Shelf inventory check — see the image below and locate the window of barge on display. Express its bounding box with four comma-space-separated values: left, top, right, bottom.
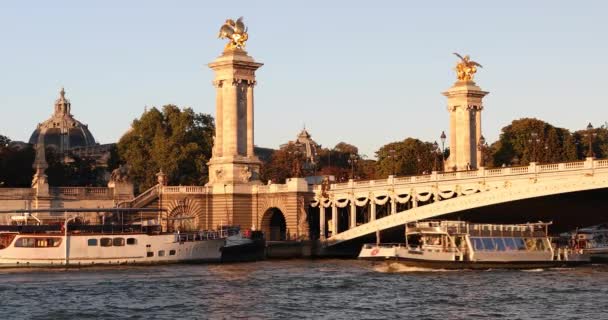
88, 239, 98, 246
113, 238, 125, 246
14, 237, 62, 248
100, 238, 113, 247
126, 238, 137, 245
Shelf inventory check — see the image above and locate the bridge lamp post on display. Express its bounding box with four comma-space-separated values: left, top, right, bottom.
348, 154, 358, 180
477, 135, 487, 167
432, 141, 440, 171
528, 132, 541, 163
585, 122, 597, 158
512, 155, 520, 166
440, 131, 447, 169
388, 149, 397, 176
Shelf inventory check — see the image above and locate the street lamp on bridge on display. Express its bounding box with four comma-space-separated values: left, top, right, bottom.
432, 141, 441, 171
348, 154, 358, 180
477, 135, 488, 167
528, 132, 541, 163
387, 149, 397, 176
584, 122, 597, 158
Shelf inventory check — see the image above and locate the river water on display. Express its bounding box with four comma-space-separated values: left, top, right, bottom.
0, 260, 606, 320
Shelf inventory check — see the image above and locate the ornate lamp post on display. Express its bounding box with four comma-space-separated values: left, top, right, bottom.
585, 122, 597, 158
512, 155, 520, 166
477, 135, 487, 167
528, 132, 541, 163
348, 154, 358, 180
432, 141, 440, 171
440, 131, 447, 166
387, 149, 397, 176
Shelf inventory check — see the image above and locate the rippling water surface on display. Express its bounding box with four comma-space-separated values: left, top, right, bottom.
0, 260, 607, 319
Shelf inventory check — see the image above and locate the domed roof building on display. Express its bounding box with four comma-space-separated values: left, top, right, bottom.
27, 88, 114, 169
29, 88, 97, 153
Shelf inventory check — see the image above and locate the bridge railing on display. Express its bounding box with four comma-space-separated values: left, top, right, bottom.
327, 158, 600, 191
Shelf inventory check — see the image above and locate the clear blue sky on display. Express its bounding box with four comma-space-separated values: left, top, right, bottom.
1, 1, 607, 158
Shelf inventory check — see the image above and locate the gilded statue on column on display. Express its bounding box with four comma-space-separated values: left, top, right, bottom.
453, 53, 483, 81
218, 17, 249, 50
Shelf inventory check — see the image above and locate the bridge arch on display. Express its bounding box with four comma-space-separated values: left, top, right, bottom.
261, 207, 287, 241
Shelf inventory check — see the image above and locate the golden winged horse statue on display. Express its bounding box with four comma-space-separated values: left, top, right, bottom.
218, 17, 249, 50
453, 53, 483, 81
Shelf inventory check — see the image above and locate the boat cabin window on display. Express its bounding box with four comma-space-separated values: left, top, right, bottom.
471, 237, 545, 251
158, 250, 165, 257
14, 237, 62, 248
406, 234, 422, 247
100, 238, 113, 247
169, 250, 176, 256
482, 238, 495, 251
422, 235, 442, 246
146, 252, 154, 257
513, 237, 526, 250
472, 237, 484, 250
88, 239, 98, 246
126, 238, 137, 245
503, 237, 516, 250
113, 238, 125, 247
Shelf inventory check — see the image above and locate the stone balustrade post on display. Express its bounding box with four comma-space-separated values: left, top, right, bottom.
477, 167, 485, 177
349, 199, 356, 229
319, 207, 326, 240
370, 200, 376, 221
529, 162, 538, 173
331, 204, 338, 237
585, 157, 594, 169
558, 163, 565, 171
431, 171, 438, 181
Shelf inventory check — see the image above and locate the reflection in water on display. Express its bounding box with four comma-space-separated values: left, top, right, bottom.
0, 260, 606, 319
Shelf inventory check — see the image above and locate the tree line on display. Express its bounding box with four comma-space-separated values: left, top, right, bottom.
1, 107, 607, 192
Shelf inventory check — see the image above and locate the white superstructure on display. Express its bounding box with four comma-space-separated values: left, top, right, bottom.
0, 231, 225, 267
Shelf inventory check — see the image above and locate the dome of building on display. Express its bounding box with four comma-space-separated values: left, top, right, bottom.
28, 88, 96, 153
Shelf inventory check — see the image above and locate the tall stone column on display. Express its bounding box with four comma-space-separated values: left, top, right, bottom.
207, 48, 263, 186
443, 80, 488, 171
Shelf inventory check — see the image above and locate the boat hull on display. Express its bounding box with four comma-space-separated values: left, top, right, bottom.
221, 239, 266, 262
379, 256, 588, 270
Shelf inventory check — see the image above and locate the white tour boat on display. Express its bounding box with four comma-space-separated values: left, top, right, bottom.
359, 220, 590, 269
0, 208, 264, 267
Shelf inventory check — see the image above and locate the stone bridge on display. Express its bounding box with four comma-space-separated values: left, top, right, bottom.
311, 158, 608, 246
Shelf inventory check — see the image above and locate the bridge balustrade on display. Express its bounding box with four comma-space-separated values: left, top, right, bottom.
315, 157, 608, 243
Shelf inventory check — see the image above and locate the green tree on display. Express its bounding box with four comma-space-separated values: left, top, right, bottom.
0, 134, 9, 149
573, 125, 608, 159
260, 143, 301, 183
375, 138, 439, 177
117, 105, 214, 193
0, 138, 35, 187
44, 148, 106, 186
491, 118, 577, 166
